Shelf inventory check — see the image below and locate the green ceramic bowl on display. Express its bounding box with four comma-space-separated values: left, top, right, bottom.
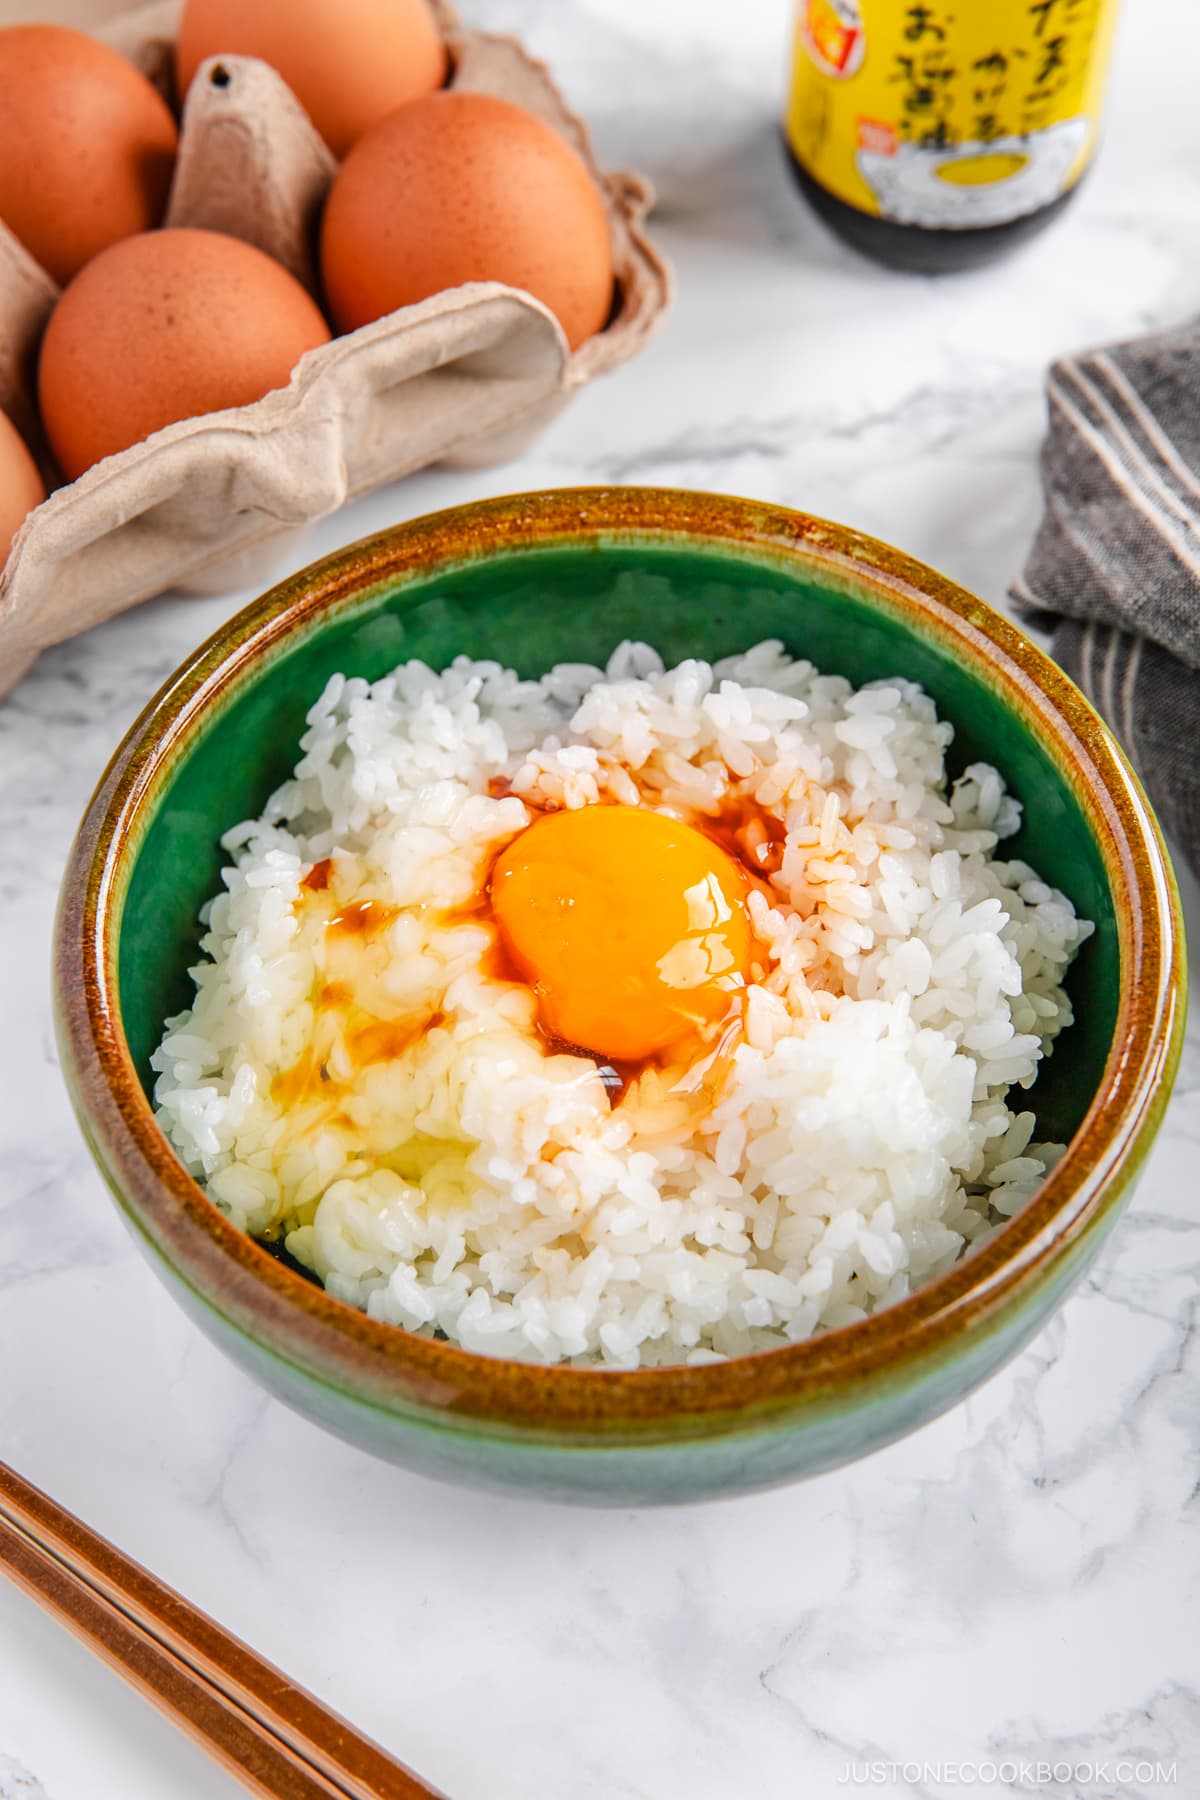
55, 488, 1185, 1505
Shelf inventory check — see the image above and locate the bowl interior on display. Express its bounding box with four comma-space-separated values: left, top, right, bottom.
117, 537, 1119, 1154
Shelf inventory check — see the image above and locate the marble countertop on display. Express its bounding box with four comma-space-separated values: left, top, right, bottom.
3, 1, 1198, 1796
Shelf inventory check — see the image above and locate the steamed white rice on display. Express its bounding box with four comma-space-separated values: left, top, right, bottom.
152, 640, 1092, 1367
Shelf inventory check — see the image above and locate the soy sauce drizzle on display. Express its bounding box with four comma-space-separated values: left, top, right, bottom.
273, 875, 419, 1108
697, 796, 787, 880
328, 897, 398, 938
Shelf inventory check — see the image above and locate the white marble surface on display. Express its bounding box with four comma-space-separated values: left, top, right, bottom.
2, 1, 1199, 1795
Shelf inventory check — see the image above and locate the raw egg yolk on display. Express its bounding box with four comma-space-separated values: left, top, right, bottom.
490, 805, 754, 1063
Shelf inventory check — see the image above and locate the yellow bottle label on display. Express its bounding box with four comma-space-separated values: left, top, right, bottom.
785, 0, 1121, 229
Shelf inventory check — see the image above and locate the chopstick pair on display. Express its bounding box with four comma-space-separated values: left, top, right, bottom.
0, 1461, 446, 1800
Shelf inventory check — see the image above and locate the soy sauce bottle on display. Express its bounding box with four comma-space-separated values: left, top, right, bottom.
783, 0, 1121, 273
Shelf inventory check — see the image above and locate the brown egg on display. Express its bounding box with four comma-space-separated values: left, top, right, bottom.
176, 0, 446, 159
0, 25, 178, 286
320, 92, 615, 351
38, 228, 332, 481
0, 411, 45, 569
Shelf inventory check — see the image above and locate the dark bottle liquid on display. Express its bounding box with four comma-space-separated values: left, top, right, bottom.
783, 0, 1120, 275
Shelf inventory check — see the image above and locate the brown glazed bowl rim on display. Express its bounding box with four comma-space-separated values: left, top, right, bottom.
56, 487, 1184, 1438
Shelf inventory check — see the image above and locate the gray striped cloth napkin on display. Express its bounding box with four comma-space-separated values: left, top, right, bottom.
1011, 316, 1200, 873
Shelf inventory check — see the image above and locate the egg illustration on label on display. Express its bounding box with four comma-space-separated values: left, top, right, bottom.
856, 117, 1090, 230
803, 0, 865, 79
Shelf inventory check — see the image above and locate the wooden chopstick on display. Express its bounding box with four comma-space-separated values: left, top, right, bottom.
0, 1461, 447, 1800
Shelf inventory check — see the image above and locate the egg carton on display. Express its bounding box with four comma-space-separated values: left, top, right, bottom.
0, 0, 670, 696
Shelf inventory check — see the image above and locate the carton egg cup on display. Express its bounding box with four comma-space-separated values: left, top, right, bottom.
0, 0, 671, 695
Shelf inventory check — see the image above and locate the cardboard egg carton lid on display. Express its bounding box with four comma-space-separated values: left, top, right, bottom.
0, 0, 671, 696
